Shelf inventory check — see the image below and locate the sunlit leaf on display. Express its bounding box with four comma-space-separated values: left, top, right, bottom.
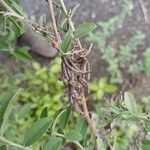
70, 4, 80, 19
16, 103, 31, 120
0, 145, 7, 150
24, 117, 53, 146
142, 140, 150, 150
74, 23, 97, 38
66, 131, 83, 141
14, 50, 32, 61
60, 30, 73, 53
124, 92, 136, 113
11, 1, 25, 15
110, 106, 122, 115
40, 107, 48, 118
75, 118, 88, 138
60, 106, 71, 129
121, 111, 132, 119
0, 89, 23, 131
45, 137, 63, 150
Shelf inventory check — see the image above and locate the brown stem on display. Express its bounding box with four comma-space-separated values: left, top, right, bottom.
59, 0, 82, 49
81, 93, 100, 150
47, 0, 61, 44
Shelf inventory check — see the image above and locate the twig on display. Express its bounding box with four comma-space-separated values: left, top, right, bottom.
59, 1, 101, 148
59, 0, 82, 49
47, 0, 61, 44
0, 1, 50, 36
0, 0, 23, 19
138, 0, 149, 24
81, 93, 99, 138
0, 136, 31, 150
71, 141, 84, 150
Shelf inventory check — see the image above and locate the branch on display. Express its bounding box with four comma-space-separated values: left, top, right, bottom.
0, 0, 52, 38
138, 0, 149, 24
47, 0, 61, 44
59, 0, 82, 49
0, 136, 31, 150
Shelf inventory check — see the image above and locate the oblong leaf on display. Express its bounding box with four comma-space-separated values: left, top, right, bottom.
74, 23, 97, 38
124, 92, 136, 113
24, 117, 53, 146
40, 107, 48, 118
14, 50, 32, 61
60, 31, 73, 53
60, 106, 71, 129
0, 88, 23, 131
60, 38, 72, 53
45, 137, 63, 150
66, 131, 83, 141
75, 118, 88, 138
0, 145, 7, 150
16, 103, 31, 120
70, 4, 80, 19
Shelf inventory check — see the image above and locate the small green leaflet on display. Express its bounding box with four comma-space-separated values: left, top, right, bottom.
66, 131, 83, 141
75, 118, 88, 138
121, 111, 132, 119
0, 88, 23, 132
124, 92, 136, 113
70, 4, 80, 19
16, 103, 31, 120
11, 1, 25, 15
45, 137, 63, 150
0, 145, 7, 150
14, 50, 32, 61
40, 107, 48, 118
60, 30, 73, 53
142, 140, 150, 150
110, 106, 122, 115
74, 23, 97, 38
96, 138, 106, 150
60, 106, 71, 129
24, 117, 53, 146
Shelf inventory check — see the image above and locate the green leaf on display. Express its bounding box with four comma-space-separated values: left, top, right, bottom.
40, 107, 48, 118
24, 117, 53, 146
0, 145, 7, 150
96, 138, 105, 150
60, 38, 71, 53
45, 137, 63, 150
50, 109, 66, 133
11, 1, 25, 15
60, 31, 73, 53
60, 106, 71, 129
17, 46, 30, 52
121, 111, 132, 119
66, 131, 83, 141
16, 103, 31, 120
110, 106, 122, 115
0, 89, 23, 133
70, 4, 80, 19
124, 92, 136, 113
0, 92, 15, 126
142, 140, 150, 150
75, 118, 88, 138
14, 50, 32, 61
104, 84, 117, 93
74, 23, 97, 38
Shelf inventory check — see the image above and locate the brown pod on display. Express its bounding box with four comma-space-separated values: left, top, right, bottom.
17, 32, 58, 58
